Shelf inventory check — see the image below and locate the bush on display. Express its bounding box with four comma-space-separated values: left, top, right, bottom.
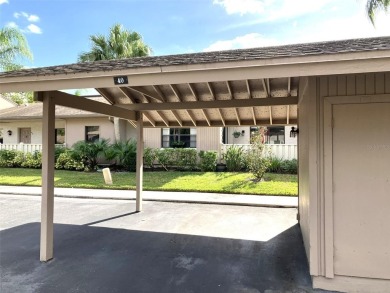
246, 129, 271, 181
175, 148, 198, 170
55, 150, 84, 171
267, 157, 283, 173
155, 148, 175, 171
0, 150, 19, 167
198, 151, 218, 171
266, 158, 298, 174
71, 139, 110, 171
105, 139, 137, 170
123, 152, 137, 172
54, 146, 67, 161
223, 145, 245, 172
21, 151, 42, 169
144, 147, 157, 169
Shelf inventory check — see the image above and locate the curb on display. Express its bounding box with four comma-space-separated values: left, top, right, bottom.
0, 192, 298, 209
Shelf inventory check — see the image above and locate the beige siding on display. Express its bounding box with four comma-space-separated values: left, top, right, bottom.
144, 128, 161, 148
196, 127, 220, 151
303, 72, 390, 291
65, 117, 114, 147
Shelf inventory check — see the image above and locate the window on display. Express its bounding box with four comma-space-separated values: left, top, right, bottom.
265, 126, 285, 144
162, 128, 196, 148
55, 128, 65, 144
85, 126, 99, 142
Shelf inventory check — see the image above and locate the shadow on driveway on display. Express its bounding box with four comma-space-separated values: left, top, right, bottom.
1, 222, 334, 293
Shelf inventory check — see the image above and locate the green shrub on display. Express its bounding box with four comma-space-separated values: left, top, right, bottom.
246, 129, 271, 181
199, 151, 218, 171
266, 158, 298, 174
13, 152, 25, 167
155, 148, 175, 170
21, 151, 42, 169
144, 147, 157, 169
123, 152, 137, 172
267, 157, 283, 173
223, 145, 245, 172
71, 139, 110, 171
106, 139, 137, 170
0, 150, 15, 167
175, 148, 198, 170
55, 150, 84, 171
54, 146, 67, 161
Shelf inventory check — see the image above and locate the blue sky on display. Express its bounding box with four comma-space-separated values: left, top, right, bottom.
1, 0, 389, 68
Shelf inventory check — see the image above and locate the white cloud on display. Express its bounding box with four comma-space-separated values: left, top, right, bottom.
28, 14, 40, 22
213, 0, 267, 15
214, 0, 337, 22
26, 24, 42, 34
203, 33, 278, 52
0, 0, 9, 5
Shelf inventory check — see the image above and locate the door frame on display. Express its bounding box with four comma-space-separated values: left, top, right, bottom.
323, 94, 390, 278
19, 127, 32, 144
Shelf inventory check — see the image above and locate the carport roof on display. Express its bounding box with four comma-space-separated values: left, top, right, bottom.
1, 36, 390, 78
1, 36, 390, 128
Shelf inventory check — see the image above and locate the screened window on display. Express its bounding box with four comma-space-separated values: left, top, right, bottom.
55, 128, 65, 144
162, 128, 196, 148
265, 126, 285, 144
85, 126, 99, 142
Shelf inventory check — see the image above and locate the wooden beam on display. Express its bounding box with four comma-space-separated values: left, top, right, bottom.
118, 96, 298, 111
187, 110, 197, 126
171, 110, 182, 126
269, 106, 273, 125
170, 84, 182, 102
118, 87, 136, 103
143, 112, 156, 127
156, 111, 169, 127
152, 85, 166, 102
202, 109, 211, 126
128, 119, 137, 128
251, 107, 257, 125
217, 108, 225, 126
96, 88, 115, 105
35, 91, 136, 121
207, 82, 216, 100
136, 113, 144, 212
287, 77, 291, 97
188, 83, 199, 101
286, 105, 290, 124
246, 80, 252, 98
262, 78, 269, 97
128, 86, 164, 102
226, 81, 233, 99
40, 92, 55, 262
234, 108, 241, 125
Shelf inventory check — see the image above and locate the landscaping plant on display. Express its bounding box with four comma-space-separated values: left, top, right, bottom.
71, 139, 110, 171
198, 150, 218, 171
246, 128, 271, 181
222, 145, 245, 172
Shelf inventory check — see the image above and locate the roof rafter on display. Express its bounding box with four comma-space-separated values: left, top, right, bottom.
287, 77, 291, 97
286, 105, 290, 124
171, 110, 182, 126
128, 86, 164, 102
170, 84, 182, 102
202, 109, 211, 126
217, 109, 225, 126
269, 106, 273, 125
156, 111, 169, 127
234, 108, 241, 125
187, 110, 197, 126
96, 88, 115, 105
142, 112, 156, 127
152, 85, 166, 102
118, 87, 136, 103
226, 81, 233, 99
262, 79, 270, 97
188, 83, 199, 101
207, 82, 216, 100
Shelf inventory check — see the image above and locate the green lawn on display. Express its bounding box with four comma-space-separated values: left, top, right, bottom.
0, 168, 298, 196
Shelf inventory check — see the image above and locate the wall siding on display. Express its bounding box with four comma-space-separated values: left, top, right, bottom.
196, 127, 220, 151
143, 128, 161, 148
306, 72, 390, 286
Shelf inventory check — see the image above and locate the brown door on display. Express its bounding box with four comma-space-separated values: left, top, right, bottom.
19, 128, 31, 143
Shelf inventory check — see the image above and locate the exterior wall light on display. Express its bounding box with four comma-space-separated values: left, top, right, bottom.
7, 130, 12, 136
290, 127, 299, 138
241, 130, 245, 136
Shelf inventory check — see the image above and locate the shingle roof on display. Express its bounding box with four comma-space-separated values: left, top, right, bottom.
1, 36, 389, 78
0, 97, 108, 120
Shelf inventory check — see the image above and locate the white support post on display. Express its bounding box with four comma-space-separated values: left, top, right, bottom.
40, 93, 55, 262
136, 113, 144, 212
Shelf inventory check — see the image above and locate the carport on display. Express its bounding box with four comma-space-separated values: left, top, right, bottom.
1, 36, 390, 292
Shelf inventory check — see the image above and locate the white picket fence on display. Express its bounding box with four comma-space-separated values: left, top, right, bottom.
0, 143, 65, 153
221, 144, 298, 160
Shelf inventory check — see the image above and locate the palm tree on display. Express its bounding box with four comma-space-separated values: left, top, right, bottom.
367, 0, 390, 25
0, 26, 33, 72
78, 24, 151, 62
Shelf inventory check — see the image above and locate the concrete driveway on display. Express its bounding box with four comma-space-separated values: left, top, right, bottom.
0, 194, 333, 293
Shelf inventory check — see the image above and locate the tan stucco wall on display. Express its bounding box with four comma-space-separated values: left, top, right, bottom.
65, 117, 114, 147
0, 120, 65, 144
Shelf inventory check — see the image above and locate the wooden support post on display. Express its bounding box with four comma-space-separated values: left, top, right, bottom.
136, 112, 144, 212
40, 92, 55, 262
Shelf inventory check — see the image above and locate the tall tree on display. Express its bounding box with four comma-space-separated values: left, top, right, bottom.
78, 24, 151, 62
0, 26, 33, 72
367, 0, 390, 25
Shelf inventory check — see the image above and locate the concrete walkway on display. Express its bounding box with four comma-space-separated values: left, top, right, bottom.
0, 185, 298, 208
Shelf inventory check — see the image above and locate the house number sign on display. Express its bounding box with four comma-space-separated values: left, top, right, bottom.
113, 76, 128, 85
